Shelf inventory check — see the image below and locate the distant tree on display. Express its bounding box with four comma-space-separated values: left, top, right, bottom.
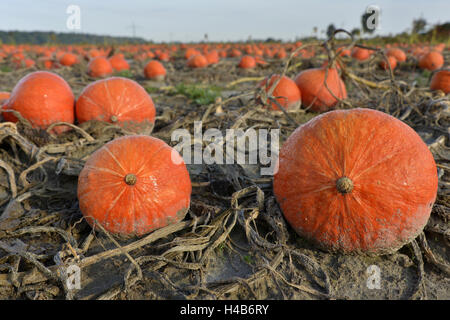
0, 30, 147, 45
361, 12, 376, 34
412, 17, 427, 34
326, 24, 336, 38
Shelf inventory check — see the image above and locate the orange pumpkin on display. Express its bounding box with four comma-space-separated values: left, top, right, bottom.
379, 56, 397, 71
337, 47, 351, 57
257, 75, 301, 110
88, 57, 113, 77
187, 54, 208, 68
185, 48, 200, 60
294, 67, 347, 112
418, 51, 444, 71
0, 91, 10, 106
59, 52, 78, 66
2, 71, 74, 134
386, 48, 406, 62
351, 47, 371, 61
157, 52, 170, 62
430, 69, 450, 94
144, 60, 166, 80
75, 77, 155, 133
77, 135, 191, 237
273, 108, 438, 255
228, 49, 242, 58
109, 54, 130, 71
205, 50, 220, 65
238, 55, 256, 69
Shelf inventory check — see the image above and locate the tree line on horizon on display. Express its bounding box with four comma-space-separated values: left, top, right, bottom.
0, 30, 148, 45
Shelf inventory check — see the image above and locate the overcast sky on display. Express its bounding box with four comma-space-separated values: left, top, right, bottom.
1, 0, 449, 42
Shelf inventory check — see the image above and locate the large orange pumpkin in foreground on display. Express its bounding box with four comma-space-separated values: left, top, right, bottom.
77, 135, 192, 237
274, 108, 438, 255
2, 71, 75, 134
294, 67, 347, 112
76, 77, 156, 133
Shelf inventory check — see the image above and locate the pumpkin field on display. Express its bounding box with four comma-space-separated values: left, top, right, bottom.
0, 26, 449, 301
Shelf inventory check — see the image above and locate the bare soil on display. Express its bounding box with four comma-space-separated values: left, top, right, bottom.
0, 47, 448, 300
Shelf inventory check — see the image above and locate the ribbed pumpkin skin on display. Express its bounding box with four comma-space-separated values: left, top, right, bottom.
273, 108, 438, 255
75, 77, 155, 134
294, 67, 347, 112
2, 71, 75, 134
77, 135, 192, 237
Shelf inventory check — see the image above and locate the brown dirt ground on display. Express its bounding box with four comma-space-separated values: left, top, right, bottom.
0, 47, 448, 300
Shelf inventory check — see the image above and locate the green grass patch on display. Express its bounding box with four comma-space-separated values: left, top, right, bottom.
242, 254, 254, 265
0, 65, 12, 73
145, 86, 160, 94
174, 83, 222, 106
114, 69, 134, 79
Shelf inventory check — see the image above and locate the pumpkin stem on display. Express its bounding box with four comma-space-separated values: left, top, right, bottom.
124, 173, 137, 186
336, 176, 353, 194
110, 115, 118, 123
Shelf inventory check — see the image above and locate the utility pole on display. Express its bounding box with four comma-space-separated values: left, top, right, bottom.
127, 22, 141, 38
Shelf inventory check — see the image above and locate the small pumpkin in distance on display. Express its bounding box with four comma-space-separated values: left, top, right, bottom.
77, 135, 192, 237
88, 56, 113, 77
109, 54, 130, 71
386, 48, 406, 63
144, 60, 166, 80
351, 47, 371, 61
75, 77, 155, 134
59, 52, 78, 66
205, 50, 220, 65
187, 54, 208, 68
273, 108, 438, 255
238, 55, 256, 69
379, 55, 397, 71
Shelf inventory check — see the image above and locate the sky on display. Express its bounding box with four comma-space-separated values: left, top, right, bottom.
0, 0, 449, 42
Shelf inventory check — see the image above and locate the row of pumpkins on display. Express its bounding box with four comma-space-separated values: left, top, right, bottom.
0, 44, 444, 255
